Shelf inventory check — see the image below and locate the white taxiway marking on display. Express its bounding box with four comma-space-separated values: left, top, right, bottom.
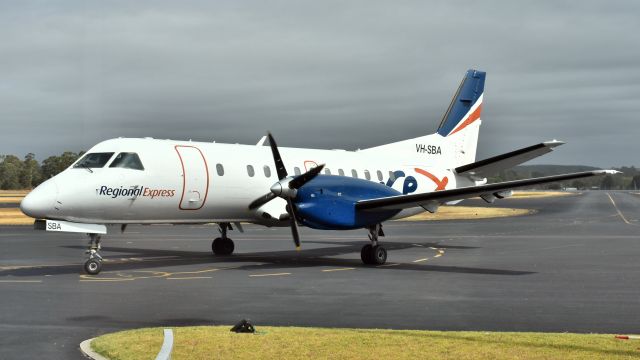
0, 280, 42, 283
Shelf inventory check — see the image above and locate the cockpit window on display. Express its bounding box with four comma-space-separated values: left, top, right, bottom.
73, 152, 114, 169
109, 152, 145, 170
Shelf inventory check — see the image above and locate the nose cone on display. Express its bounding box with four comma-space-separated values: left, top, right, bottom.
20, 178, 58, 219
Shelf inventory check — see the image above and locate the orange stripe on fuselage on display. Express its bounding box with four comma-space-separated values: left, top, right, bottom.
449, 103, 482, 136
414, 168, 448, 191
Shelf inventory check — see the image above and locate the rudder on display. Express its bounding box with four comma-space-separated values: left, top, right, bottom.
437, 69, 485, 137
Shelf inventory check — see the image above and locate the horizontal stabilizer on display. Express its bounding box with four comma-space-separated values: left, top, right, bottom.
356, 170, 617, 212
455, 140, 564, 177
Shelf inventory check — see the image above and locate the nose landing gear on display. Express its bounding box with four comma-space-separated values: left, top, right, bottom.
361, 223, 387, 265
212, 222, 235, 255
84, 233, 103, 275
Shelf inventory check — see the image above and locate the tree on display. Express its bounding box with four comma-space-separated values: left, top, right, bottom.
628, 175, 640, 190
571, 180, 586, 190
41, 151, 81, 180
0, 155, 23, 189
600, 175, 615, 190
19, 153, 42, 189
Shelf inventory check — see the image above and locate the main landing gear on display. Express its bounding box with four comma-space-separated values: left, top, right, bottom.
84, 233, 103, 275
212, 222, 235, 255
361, 223, 387, 265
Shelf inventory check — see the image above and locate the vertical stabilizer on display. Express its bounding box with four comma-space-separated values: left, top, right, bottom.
436, 70, 485, 137
361, 69, 485, 168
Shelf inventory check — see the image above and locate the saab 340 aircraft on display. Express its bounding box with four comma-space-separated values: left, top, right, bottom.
20, 69, 615, 275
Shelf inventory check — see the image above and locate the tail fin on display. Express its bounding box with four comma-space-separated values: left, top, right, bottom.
361, 69, 485, 168
436, 69, 485, 137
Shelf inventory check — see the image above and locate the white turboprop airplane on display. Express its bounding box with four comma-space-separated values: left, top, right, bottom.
21, 69, 615, 275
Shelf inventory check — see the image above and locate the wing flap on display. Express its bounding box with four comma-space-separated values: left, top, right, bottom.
455, 140, 564, 177
356, 170, 616, 211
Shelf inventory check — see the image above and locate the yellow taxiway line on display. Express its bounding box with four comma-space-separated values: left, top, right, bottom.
606, 193, 633, 225
322, 267, 355, 272
249, 272, 291, 277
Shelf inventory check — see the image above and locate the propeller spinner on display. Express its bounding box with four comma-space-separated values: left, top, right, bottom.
248, 132, 325, 249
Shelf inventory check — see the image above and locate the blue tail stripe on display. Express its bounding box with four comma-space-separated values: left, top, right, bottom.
437, 69, 486, 136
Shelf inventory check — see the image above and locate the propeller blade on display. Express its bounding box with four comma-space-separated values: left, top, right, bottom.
248, 192, 277, 210
287, 198, 301, 249
267, 132, 288, 180
288, 164, 325, 189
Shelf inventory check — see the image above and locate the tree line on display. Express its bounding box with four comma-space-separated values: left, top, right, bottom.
0, 152, 83, 190
1, 151, 639, 190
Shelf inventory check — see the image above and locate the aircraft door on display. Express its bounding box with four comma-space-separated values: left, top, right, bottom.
175, 145, 210, 210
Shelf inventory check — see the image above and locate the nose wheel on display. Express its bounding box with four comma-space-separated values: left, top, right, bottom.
361, 224, 387, 265
84, 234, 103, 275
84, 258, 102, 275
212, 223, 235, 255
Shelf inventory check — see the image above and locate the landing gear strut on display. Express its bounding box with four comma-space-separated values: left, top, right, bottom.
84, 233, 103, 275
212, 222, 235, 255
361, 223, 387, 265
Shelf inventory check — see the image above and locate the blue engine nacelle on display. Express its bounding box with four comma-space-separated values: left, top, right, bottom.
294, 175, 402, 230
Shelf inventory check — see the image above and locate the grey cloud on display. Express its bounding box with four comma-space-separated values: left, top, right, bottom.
0, 1, 639, 167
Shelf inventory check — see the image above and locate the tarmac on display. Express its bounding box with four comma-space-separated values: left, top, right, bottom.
0, 191, 639, 359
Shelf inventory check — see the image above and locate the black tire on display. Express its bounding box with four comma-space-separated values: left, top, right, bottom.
212, 237, 222, 254
84, 258, 102, 275
371, 245, 387, 265
212, 238, 235, 255
360, 244, 373, 264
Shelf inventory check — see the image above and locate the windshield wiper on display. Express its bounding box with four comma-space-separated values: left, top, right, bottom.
78, 163, 94, 173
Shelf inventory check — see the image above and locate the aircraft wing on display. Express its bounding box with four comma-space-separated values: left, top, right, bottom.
356, 170, 616, 212
455, 140, 564, 178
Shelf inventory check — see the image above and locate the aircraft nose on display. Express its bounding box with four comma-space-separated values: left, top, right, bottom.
20, 178, 58, 219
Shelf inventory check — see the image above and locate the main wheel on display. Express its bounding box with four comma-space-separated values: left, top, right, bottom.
360, 244, 373, 264
371, 245, 387, 265
84, 258, 102, 275
212, 237, 235, 255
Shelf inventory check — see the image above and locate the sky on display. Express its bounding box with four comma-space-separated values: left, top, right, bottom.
0, 1, 638, 167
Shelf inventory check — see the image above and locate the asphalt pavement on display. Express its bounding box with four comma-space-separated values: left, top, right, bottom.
1, 191, 639, 359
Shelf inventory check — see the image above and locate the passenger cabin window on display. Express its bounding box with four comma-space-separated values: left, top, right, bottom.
364, 170, 371, 180
338, 169, 345, 176
351, 169, 358, 178
216, 164, 224, 176
264, 165, 272, 178
247, 165, 255, 177
294, 167, 301, 175
74, 152, 114, 169
377, 170, 383, 181
324, 168, 331, 175
109, 152, 144, 170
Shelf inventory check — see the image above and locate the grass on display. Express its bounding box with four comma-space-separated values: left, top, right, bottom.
0, 197, 24, 203
403, 206, 532, 221
0, 190, 30, 196
0, 190, 564, 226
510, 191, 577, 199
0, 208, 34, 225
91, 326, 640, 360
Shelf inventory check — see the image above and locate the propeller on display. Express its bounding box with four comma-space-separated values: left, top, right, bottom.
248, 132, 325, 249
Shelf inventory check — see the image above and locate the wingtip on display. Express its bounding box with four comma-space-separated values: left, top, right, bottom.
543, 139, 565, 147
595, 170, 621, 175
